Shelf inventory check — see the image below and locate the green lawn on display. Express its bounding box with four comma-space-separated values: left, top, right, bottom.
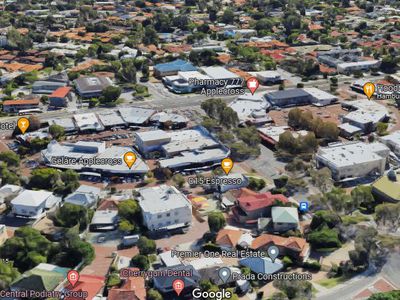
342, 214, 370, 225
316, 276, 346, 288
378, 234, 400, 249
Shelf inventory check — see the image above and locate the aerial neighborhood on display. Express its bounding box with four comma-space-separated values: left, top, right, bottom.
0, 0, 399, 300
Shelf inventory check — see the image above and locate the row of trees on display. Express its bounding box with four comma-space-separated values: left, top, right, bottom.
288, 108, 339, 141
0, 227, 94, 274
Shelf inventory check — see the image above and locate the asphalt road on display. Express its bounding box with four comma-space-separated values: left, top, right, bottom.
316, 254, 400, 300
0, 73, 387, 125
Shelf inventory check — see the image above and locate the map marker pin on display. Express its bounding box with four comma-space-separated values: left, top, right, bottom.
172, 279, 185, 296
67, 270, 79, 287
17, 117, 30, 134
363, 82, 375, 100
218, 267, 232, 284
267, 245, 280, 263
123, 151, 137, 169
221, 158, 234, 175
247, 77, 259, 95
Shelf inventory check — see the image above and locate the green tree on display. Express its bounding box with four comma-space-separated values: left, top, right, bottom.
0, 260, 20, 289
221, 8, 234, 24
54, 203, 90, 231
137, 236, 156, 255
100, 86, 121, 104
143, 25, 158, 45
375, 203, 400, 232
29, 168, 60, 190
351, 186, 375, 212
307, 227, 341, 250
310, 168, 333, 193
48, 124, 65, 140
208, 211, 226, 233
119, 219, 135, 233
147, 289, 163, 300
119, 59, 137, 83
367, 291, 400, 300
273, 278, 313, 299
130, 254, 149, 270
0, 227, 55, 272
118, 199, 140, 223
0, 151, 20, 167
376, 122, 388, 136
172, 174, 185, 188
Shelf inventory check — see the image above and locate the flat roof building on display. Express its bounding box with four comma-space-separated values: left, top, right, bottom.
316, 141, 390, 181
118, 107, 155, 125
265, 89, 311, 108
97, 111, 126, 128
342, 100, 389, 133
42, 141, 149, 176
138, 185, 192, 232
73, 113, 104, 132
379, 131, 400, 158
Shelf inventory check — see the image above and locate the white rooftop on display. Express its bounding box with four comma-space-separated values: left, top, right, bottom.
159, 148, 228, 169
97, 111, 126, 127
344, 100, 388, 125
74, 113, 104, 131
118, 107, 155, 124
200, 66, 240, 79
11, 190, 52, 206
138, 185, 191, 214
258, 126, 309, 142
317, 141, 390, 168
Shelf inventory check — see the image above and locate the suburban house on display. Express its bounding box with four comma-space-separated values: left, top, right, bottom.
32, 80, 67, 94
0, 224, 8, 246
231, 189, 289, 224
63, 274, 105, 300
271, 207, 299, 232
239, 257, 284, 275
89, 209, 119, 232
251, 234, 310, 262
2, 98, 40, 113
153, 265, 201, 295
48, 86, 73, 107
137, 185, 192, 232
0, 184, 22, 204
11, 190, 61, 219
10, 263, 69, 293
64, 185, 101, 208
73, 76, 113, 98
108, 269, 146, 300
372, 171, 400, 203
216, 227, 253, 250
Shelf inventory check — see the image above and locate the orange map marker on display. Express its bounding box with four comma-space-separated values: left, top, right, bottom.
363, 82, 375, 100
123, 151, 137, 169
221, 158, 234, 175
17, 117, 30, 134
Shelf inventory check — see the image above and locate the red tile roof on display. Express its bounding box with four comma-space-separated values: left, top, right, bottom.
49, 86, 72, 98
237, 189, 289, 211
3, 99, 40, 106
108, 269, 145, 300
216, 229, 242, 247
65, 274, 105, 300
251, 234, 308, 253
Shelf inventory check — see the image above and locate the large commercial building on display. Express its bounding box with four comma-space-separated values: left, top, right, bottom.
316, 141, 390, 181
153, 59, 197, 78
265, 88, 337, 108
2, 98, 40, 113
134, 126, 230, 171
341, 100, 389, 134
137, 185, 192, 232
378, 131, 400, 158
42, 141, 149, 176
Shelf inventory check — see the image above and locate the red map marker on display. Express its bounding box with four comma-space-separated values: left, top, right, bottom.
172, 279, 185, 296
67, 270, 80, 287
247, 77, 259, 95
